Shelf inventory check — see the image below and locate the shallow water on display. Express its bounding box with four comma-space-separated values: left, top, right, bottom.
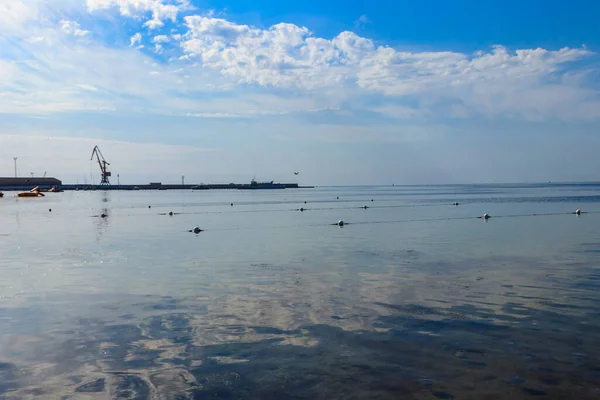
1, 184, 600, 399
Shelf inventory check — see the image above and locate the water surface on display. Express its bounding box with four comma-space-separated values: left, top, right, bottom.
1, 184, 600, 399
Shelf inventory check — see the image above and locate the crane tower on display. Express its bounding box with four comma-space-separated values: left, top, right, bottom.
90, 145, 111, 185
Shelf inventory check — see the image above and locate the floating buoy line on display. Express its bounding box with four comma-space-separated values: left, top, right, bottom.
99, 205, 596, 220
182, 209, 593, 233
90, 202, 595, 234
155, 202, 452, 217
151, 203, 596, 218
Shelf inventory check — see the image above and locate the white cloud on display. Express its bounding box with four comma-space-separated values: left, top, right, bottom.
372, 104, 426, 119
0, 1, 38, 33
181, 17, 590, 94
77, 84, 99, 91
153, 34, 169, 43
87, 0, 181, 28
179, 16, 597, 120
26, 36, 46, 43
0, 134, 212, 153
181, 17, 333, 87
182, 105, 337, 118
60, 19, 90, 36
184, 112, 243, 118
356, 45, 587, 96
0, 60, 19, 82
144, 18, 164, 30
0, 20, 222, 115
129, 32, 142, 46
1, 1, 599, 123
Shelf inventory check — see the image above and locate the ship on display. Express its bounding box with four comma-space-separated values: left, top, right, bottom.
238, 178, 288, 190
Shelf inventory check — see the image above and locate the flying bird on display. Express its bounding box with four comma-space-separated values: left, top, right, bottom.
294, 172, 299, 175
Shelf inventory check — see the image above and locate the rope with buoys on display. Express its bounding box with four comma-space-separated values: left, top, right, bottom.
90, 208, 597, 235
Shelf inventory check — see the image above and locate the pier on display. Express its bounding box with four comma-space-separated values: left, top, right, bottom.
0, 177, 312, 191
61, 182, 312, 191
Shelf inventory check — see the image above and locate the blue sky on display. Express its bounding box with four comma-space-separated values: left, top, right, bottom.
204, 0, 600, 50
1, 0, 599, 185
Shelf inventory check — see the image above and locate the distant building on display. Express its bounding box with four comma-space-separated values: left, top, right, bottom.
0, 177, 62, 190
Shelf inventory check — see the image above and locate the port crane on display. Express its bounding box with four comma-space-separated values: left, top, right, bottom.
90, 145, 111, 185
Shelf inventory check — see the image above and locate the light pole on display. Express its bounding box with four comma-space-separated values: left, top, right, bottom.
117, 174, 120, 186
13, 157, 18, 177
181, 175, 185, 185
30, 172, 34, 178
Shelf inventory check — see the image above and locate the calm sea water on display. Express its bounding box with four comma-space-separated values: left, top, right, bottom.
1, 184, 600, 399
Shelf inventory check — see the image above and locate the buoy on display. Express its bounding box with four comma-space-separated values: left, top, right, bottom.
190, 226, 202, 234
454, 202, 459, 206
337, 220, 344, 226
304, 201, 307, 204
371, 199, 374, 202
363, 205, 368, 209
148, 205, 151, 208
101, 213, 107, 218
231, 203, 233, 206
49, 209, 52, 212
483, 213, 490, 220
336, 197, 339, 200
575, 209, 581, 215
169, 211, 173, 216
300, 208, 304, 212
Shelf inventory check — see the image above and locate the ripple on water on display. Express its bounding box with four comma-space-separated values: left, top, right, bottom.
3, 187, 600, 399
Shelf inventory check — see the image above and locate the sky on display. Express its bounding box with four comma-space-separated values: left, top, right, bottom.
0, 0, 599, 185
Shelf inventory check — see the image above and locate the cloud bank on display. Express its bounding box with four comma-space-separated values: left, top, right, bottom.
0, 0, 599, 184
0, 0, 595, 121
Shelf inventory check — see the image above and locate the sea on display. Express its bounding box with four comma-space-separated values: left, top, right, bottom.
1, 184, 600, 399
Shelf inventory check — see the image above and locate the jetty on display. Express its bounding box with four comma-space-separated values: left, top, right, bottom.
0, 177, 312, 191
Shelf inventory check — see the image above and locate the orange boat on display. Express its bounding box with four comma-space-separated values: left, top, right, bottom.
18, 191, 45, 197
18, 187, 45, 197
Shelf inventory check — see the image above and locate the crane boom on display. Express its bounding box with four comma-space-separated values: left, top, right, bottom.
90, 145, 111, 185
